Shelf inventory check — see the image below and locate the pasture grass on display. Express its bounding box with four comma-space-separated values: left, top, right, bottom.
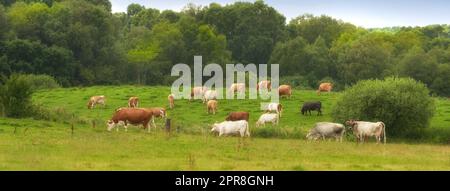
0, 85, 448, 170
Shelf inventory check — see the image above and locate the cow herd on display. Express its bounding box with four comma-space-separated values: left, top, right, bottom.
88, 81, 387, 144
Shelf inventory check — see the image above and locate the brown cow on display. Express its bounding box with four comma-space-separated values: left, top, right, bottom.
225, 111, 249, 122
87, 95, 106, 109
207, 100, 218, 115
107, 108, 154, 132
317, 83, 333, 95
143, 107, 167, 128
128, 97, 139, 108
278, 85, 292, 98
168, 94, 175, 109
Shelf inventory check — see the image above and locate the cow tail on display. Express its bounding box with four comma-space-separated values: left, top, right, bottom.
381, 122, 386, 144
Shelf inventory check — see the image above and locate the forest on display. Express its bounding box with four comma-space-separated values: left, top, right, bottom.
0, 0, 449, 96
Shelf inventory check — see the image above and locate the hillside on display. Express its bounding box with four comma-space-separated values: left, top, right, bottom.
0, 86, 449, 170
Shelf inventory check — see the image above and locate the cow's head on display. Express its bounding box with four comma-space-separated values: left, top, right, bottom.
210, 122, 219, 133
106, 120, 115, 131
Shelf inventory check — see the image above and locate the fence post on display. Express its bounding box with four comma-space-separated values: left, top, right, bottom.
165, 118, 171, 136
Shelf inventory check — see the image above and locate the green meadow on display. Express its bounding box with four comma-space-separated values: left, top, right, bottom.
0, 86, 449, 170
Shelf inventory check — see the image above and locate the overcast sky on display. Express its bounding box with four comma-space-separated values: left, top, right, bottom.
110, 0, 450, 28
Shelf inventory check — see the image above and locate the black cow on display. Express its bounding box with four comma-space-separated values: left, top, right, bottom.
301, 101, 322, 116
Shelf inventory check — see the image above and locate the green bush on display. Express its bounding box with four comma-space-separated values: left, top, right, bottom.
22, 74, 61, 91
332, 77, 435, 138
0, 74, 34, 118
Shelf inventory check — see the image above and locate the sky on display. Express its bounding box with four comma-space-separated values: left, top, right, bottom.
110, 0, 450, 28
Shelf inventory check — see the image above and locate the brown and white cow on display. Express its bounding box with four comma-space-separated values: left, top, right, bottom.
229, 83, 245, 95
317, 83, 333, 95
278, 85, 292, 99
345, 120, 386, 144
207, 100, 218, 115
128, 97, 139, 108
225, 111, 249, 122
257, 80, 271, 92
168, 94, 175, 109
190, 86, 208, 101
87, 95, 106, 109
107, 108, 154, 132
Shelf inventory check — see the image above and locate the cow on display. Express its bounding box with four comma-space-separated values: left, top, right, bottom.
256, 113, 279, 127
207, 100, 218, 114
203, 90, 218, 103
306, 122, 345, 142
229, 83, 245, 95
257, 80, 271, 92
278, 85, 292, 99
317, 83, 333, 95
190, 86, 208, 101
142, 107, 166, 128
225, 111, 249, 122
128, 97, 139, 108
345, 120, 386, 144
106, 108, 154, 132
211, 120, 250, 137
87, 95, 106, 109
301, 101, 322, 116
264, 103, 283, 117
168, 94, 175, 109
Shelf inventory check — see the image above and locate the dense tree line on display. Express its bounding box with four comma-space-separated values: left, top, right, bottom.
0, 0, 449, 96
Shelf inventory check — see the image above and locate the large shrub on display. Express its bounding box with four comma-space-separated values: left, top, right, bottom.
22, 74, 60, 91
0, 74, 34, 118
332, 77, 435, 137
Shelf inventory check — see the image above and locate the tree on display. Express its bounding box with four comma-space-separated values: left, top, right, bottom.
288, 14, 356, 47
0, 5, 8, 40
399, 46, 438, 87
332, 32, 393, 85
200, 0, 286, 64
332, 77, 435, 138
127, 3, 144, 17
431, 64, 450, 96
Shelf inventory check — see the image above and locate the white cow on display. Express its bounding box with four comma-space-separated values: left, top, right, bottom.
306, 122, 345, 142
229, 83, 245, 95
345, 120, 386, 144
190, 86, 208, 101
264, 103, 283, 117
203, 90, 218, 103
211, 120, 250, 137
256, 113, 279, 127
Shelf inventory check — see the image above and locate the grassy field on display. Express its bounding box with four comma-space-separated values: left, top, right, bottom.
0, 86, 449, 170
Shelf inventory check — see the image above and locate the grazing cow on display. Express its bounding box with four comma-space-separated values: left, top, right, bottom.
229, 83, 245, 94
225, 111, 249, 122
142, 107, 166, 128
306, 122, 345, 142
168, 94, 175, 109
257, 80, 271, 92
190, 86, 208, 101
87, 95, 106, 109
203, 90, 218, 103
128, 97, 139, 108
207, 100, 218, 114
301, 101, 322, 116
256, 113, 279, 127
264, 103, 283, 117
317, 83, 333, 95
211, 120, 250, 137
345, 120, 386, 144
278, 85, 292, 98
106, 108, 154, 132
